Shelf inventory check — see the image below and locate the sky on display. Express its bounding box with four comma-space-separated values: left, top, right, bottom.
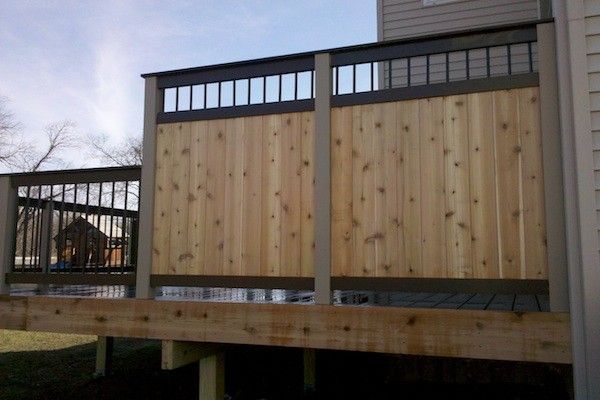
0, 0, 376, 165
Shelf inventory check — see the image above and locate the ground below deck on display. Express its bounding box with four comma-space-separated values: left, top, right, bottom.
0, 331, 572, 400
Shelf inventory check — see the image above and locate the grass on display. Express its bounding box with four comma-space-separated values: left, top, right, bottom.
0, 330, 573, 399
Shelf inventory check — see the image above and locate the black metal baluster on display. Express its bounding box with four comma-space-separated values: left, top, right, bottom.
371, 62, 375, 91
21, 186, 31, 272
528, 42, 533, 73
121, 181, 128, 273
352, 64, 356, 93
446, 52, 450, 82
311, 70, 314, 98
407, 58, 411, 87
466, 50, 470, 80
57, 184, 66, 272
189, 85, 193, 110
388, 60, 392, 89
278, 74, 282, 102
96, 182, 102, 273
203, 84, 207, 109
175, 86, 179, 111
247, 79, 251, 105
426, 55, 430, 85
233, 80, 236, 107
294, 72, 298, 100
218, 82, 221, 108
486, 47, 491, 77
507, 44, 512, 75
108, 181, 115, 272
263, 76, 267, 103
71, 183, 77, 273
83, 182, 90, 273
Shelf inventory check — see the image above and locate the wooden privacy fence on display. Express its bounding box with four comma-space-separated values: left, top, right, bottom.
331, 88, 546, 279
143, 21, 551, 284
151, 87, 546, 280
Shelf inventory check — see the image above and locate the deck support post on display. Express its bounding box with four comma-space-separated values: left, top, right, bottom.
314, 52, 332, 305
199, 353, 225, 400
0, 176, 17, 295
136, 76, 162, 299
303, 348, 316, 394
94, 336, 114, 377
537, 22, 569, 312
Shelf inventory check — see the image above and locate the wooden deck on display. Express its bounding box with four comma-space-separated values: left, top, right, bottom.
0, 294, 570, 364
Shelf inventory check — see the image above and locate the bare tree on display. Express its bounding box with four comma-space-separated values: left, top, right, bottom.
0, 96, 79, 173
86, 132, 142, 167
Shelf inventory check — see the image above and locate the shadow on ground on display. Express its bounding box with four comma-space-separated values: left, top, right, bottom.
0, 332, 572, 400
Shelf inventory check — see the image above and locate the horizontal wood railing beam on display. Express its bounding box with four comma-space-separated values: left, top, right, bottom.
0, 295, 571, 364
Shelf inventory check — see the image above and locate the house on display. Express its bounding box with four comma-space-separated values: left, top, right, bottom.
0, 1, 598, 398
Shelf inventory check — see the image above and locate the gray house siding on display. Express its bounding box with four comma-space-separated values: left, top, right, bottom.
379, 0, 541, 41
588, 2, 600, 253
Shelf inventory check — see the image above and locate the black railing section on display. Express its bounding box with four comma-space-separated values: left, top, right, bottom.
149, 21, 542, 123
7, 166, 140, 284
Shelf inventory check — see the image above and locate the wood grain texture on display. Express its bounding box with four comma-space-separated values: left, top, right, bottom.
329, 87, 547, 279
152, 88, 546, 280
154, 112, 314, 277
0, 295, 571, 364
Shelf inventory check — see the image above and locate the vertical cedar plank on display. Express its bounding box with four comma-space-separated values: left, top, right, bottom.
468, 92, 499, 278
444, 95, 473, 278
261, 114, 282, 276
351, 106, 366, 276
361, 104, 376, 276
187, 121, 208, 275
241, 116, 263, 276
519, 87, 548, 279
280, 113, 302, 276
331, 107, 353, 277
419, 98, 447, 278
204, 119, 227, 275
300, 112, 315, 277
168, 123, 191, 275
377, 102, 400, 276
397, 100, 422, 276
152, 124, 174, 274
494, 90, 522, 279
222, 118, 245, 275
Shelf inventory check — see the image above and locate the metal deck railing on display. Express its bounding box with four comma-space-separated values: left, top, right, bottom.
3, 166, 140, 286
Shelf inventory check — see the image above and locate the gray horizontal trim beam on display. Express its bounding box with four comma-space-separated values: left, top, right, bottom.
156, 56, 315, 89
331, 26, 536, 66
331, 277, 549, 294
150, 275, 314, 290
6, 273, 136, 286
332, 74, 539, 108
157, 99, 315, 124
7, 166, 141, 187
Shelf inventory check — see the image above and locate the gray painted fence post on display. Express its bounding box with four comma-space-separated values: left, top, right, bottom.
135, 76, 162, 299
0, 176, 17, 295
314, 53, 332, 305
537, 22, 569, 312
